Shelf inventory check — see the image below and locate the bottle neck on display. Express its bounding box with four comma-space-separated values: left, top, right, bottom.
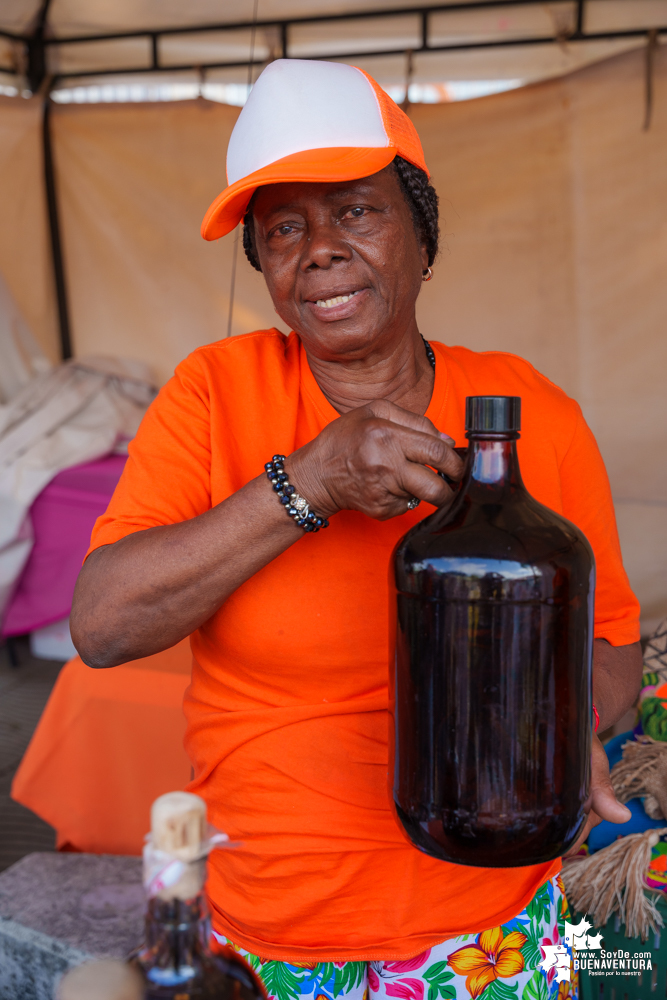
464, 433, 524, 495
144, 893, 210, 964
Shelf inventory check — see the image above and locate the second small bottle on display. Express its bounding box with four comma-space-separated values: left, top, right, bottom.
128, 791, 265, 1000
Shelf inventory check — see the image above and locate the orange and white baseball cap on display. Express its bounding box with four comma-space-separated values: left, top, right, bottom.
201, 58, 428, 241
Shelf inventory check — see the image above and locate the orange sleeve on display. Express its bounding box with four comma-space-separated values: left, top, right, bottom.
558, 405, 640, 646
87, 353, 213, 556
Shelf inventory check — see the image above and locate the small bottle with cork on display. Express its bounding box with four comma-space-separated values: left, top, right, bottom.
127, 790, 265, 1000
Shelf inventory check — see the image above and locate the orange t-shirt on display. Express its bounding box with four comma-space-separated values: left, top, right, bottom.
89, 331, 640, 962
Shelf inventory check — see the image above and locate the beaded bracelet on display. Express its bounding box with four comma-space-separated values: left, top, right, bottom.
265, 455, 330, 533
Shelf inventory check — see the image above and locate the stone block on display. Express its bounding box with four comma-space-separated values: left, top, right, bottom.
0, 852, 143, 1000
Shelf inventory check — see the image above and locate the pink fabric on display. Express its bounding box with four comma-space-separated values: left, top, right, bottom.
2, 454, 126, 636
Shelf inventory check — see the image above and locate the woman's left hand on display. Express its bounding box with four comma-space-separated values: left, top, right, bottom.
563, 734, 631, 857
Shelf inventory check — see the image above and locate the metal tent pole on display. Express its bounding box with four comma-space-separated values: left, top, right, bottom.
25, 0, 72, 361
42, 96, 72, 360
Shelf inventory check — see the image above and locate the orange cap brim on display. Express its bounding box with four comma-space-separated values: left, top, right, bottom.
201, 146, 398, 241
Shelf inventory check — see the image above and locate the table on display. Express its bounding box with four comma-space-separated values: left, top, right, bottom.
0, 853, 143, 1000
3, 454, 127, 637
11, 640, 192, 855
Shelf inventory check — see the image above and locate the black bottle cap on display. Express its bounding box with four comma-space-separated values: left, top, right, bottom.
465, 396, 521, 433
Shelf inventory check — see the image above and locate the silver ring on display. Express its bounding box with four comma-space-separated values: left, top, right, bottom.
407, 497, 421, 510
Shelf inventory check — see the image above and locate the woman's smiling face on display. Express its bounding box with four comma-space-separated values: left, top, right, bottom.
250, 165, 429, 361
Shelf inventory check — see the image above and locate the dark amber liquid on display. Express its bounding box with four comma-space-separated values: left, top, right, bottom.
129, 896, 264, 1000
391, 435, 594, 867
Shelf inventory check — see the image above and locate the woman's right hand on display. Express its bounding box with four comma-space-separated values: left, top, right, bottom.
286, 398, 465, 521
72, 400, 464, 666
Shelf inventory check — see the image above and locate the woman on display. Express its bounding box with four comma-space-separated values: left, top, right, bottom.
72, 59, 641, 1000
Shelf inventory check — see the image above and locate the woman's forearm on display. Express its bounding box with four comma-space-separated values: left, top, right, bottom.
70, 474, 302, 668
592, 638, 643, 732
71, 402, 464, 670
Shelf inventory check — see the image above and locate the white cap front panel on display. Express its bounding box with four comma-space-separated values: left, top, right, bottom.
226, 59, 390, 184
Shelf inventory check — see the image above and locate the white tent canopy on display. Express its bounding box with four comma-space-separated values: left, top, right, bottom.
1, 1, 665, 98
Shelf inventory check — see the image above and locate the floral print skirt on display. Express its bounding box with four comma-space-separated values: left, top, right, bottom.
213, 875, 578, 1000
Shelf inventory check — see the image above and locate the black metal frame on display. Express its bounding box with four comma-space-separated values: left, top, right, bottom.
3, 0, 663, 362
42, 96, 72, 360
2, 0, 665, 86
24, 0, 74, 363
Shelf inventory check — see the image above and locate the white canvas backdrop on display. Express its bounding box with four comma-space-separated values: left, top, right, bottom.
0, 97, 59, 366
0, 45, 664, 630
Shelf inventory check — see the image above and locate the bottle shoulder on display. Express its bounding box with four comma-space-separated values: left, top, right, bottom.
394, 492, 595, 601
130, 950, 263, 1000
402, 490, 591, 555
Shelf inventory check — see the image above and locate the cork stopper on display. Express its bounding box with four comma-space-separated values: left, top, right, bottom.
57, 960, 143, 1000
145, 791, 209, 901
151, 791, 207, 861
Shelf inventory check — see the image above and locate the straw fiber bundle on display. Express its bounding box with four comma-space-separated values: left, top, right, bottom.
610, 735, 667, 819
562, 828, 667, 940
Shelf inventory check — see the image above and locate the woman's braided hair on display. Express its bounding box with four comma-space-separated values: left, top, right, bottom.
242, 155, 439, 272
392, 155, 440, 269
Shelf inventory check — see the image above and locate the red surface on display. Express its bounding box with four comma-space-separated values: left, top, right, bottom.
11, 640, 192, 855
2, 454, 126, 636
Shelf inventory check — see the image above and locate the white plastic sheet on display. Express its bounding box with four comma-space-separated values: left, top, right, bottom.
0, 357, 156, 622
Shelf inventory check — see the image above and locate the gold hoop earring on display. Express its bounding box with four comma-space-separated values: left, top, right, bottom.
422, 267, 433, 282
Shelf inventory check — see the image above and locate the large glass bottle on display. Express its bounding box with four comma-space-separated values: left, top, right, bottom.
128, 792, 264, 1000
391, 396, 595, 867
